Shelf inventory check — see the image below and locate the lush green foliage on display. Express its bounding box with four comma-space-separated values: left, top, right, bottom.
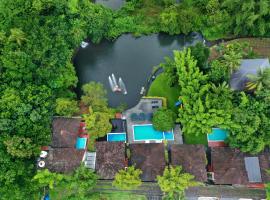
49, 165, 98, 199
81, 81, 108, 107
113, 166, 142, 190
55, 98, 79, 117
190, 42, 210, 71
33, 169, 64, 189
84, 107, 113, 140
157, 166, 200, 200
153, 108, 176, 131
81, 82, 114, 148
175, 49, 232, 137
228, 92, 270, 154
0, 0, 113, 198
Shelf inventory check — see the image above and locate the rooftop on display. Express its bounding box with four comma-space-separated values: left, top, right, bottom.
45, 148, 85, 173
211, 147, 270, 185
171, 144, 207, 182
130, 143, 166, 181
42, 117, 86, 173
95, 141, 126, 179
51, 117, 81, 148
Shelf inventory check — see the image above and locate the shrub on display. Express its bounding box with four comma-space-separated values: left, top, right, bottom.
152, 108, 176, 131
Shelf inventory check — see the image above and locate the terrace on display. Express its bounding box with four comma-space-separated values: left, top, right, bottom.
122, 97, 183, 144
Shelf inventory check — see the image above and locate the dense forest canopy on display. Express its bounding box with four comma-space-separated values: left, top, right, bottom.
1, 0, 270, 198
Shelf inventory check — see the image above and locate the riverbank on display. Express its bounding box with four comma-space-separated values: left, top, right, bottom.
209, 37, 270, 60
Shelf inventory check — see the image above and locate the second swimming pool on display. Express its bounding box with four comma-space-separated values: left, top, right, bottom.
133, 124, 174, 141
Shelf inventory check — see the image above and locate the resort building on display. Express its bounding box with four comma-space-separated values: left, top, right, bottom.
210, 147, 270, 187
95, 141, 126, 179
39, 117, 88, 173
171, 144, 208, 182
230, 58, 270, 90
129, 143, 166, 181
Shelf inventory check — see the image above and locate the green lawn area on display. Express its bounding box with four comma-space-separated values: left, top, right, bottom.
89, 192, 147, 200
147, 73, 180, 113
183, 133, 208, 145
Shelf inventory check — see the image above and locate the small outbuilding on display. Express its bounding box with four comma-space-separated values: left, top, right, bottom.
95, 141, 126, 179
171, 144, 207, 182
230, 58, 270, 91
130, 143, 166, 181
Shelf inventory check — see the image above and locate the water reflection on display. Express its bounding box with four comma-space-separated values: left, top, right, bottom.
74, 33, 202, 108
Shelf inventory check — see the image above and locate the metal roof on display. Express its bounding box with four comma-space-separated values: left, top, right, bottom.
230, 59, 270, 90
244, 157, 262, 183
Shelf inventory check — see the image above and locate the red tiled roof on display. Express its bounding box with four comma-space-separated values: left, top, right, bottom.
130, 143, 166, 181
95, 142, 126, 179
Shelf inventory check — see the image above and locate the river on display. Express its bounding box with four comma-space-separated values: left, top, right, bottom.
74, 33, 203, 108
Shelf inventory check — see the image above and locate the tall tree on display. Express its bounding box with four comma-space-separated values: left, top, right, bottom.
157, 166, 200, 200
113, 166, 142, 190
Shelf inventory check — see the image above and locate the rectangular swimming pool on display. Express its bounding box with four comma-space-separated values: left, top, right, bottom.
76, 137, 87, 149
107, 133, 127, 142
207, 128, 228, 141
133, 124, 174, 141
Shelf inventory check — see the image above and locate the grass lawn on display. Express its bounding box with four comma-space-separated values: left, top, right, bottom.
147, 73, 180, 113
89, 192, 147, 200
183, 133, 208, 145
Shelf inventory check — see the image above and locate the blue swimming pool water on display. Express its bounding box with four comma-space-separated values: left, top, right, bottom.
133, 124, 174, 141
107, 133, 126, 142
76, 137, 87, 149
208, 128, 228, 141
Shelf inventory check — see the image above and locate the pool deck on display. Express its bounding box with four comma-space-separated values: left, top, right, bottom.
122, 98, 183, 144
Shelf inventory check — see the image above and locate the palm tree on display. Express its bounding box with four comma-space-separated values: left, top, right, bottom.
8, 28, 27, 46
223, 51, 242, 75
246, 68, 270, 91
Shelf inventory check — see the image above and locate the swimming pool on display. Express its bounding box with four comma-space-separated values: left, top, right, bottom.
207, 128, 228, 141
76, 137, 87, 149
133, 124, 174, 141
107, 132, 127, 142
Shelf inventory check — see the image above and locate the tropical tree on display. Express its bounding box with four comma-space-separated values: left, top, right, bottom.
157, 166, 200, 200
84, 106, 113, 139
81, 82, 108, 108
246, 68, 270, 91
55, 98, 79, 117
61, 165, 98, 199
228, 92, 270, 153
223, 50, 242, 75
113, 166, 142, 190
33, 169, 64, 189
153, 108, 176, 131
190, 42, 210, 71
8, 28, 27, 46
3, 136, 39, 158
